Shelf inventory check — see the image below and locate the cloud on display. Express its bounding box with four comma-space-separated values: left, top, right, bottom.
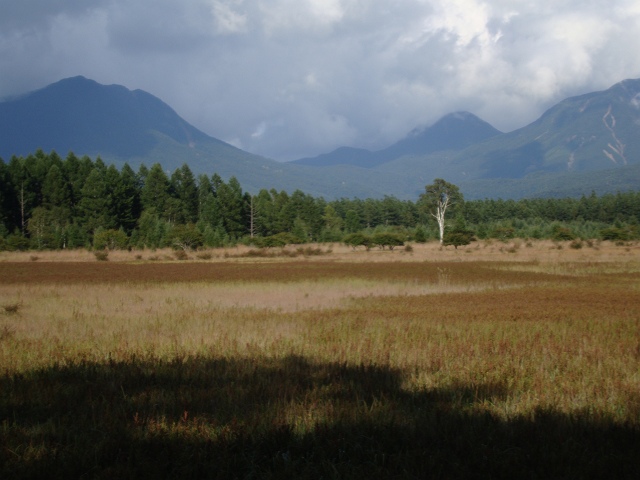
211, 1, 247, 35
1, 0, 640, 160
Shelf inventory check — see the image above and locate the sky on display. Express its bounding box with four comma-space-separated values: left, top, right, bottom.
2, 1, 640, 161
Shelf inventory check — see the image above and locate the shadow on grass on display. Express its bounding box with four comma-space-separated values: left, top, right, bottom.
1, 354, 638, 479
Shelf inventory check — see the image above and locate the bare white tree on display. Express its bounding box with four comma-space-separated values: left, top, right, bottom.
420, 179, 463, 245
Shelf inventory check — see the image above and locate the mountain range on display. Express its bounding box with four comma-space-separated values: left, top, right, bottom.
292, 111, 503, 168
1, 75, 639, 200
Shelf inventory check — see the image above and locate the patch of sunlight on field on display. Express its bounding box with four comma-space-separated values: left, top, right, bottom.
0, 275, 526, 373
0, 276, 503, 322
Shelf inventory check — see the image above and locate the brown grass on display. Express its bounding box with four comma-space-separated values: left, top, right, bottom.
1, 239, 637, 264
1, 240, 639, 477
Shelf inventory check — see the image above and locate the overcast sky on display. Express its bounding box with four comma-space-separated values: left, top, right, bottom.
2, 0, 640, 161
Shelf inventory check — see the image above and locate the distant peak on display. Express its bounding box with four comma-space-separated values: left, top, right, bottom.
53, 75, 96, 86
63, 75, 90, 82
442, 111, 476, 120
408, 111, 496, 137
44, 76, 132, 95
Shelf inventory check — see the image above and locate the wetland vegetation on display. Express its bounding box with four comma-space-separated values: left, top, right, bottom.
1, 241, 639, 478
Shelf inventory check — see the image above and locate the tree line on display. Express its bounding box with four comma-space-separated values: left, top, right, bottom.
0, 150, 638, 251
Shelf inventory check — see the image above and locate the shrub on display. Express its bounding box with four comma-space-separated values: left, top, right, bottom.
443, 229, 475, 249
174, 249, 189, 260
551, 225, 576, 241
491, 226, 515, 241
93, 229, 129, 250
252, 232, 301, 248
2, 233, 30, 251
94, 250, 109, 261
414, 226, 428, 243
600, 226, 637, 242
570, 239, 583, 249
371, 232, 405, 250
170, 224, 204, 251
343, 232, 373, 250
296, 246, 326, 256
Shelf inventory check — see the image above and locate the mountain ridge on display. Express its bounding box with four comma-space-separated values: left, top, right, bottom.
291, 111, 502, 168
0, 75, 219, 158
1, 75, 639, 200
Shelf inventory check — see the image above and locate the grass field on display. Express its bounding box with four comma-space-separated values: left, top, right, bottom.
1, 241, 639, 478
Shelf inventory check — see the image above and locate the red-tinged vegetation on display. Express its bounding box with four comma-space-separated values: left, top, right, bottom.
0, 244, 639, 478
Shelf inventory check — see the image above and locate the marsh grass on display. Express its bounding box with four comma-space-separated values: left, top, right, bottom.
1, 244, 639, 478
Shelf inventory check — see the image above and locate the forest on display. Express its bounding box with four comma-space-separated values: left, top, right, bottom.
1, 149, 639, 251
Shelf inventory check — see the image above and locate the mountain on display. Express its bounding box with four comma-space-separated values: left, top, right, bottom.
0, 76, 216, 158
291, 111, 502, 168
453, 78, 640, 180
1, 76, 639, 200
0, 76, 404, 199
292, 79, 640, 198
377, 111, 503, 161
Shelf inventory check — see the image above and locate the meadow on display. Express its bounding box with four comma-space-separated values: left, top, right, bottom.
1, 241, 639, 478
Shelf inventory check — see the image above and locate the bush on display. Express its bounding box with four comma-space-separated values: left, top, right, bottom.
296, 246, 326, 256
570, 239, 583, 249
551, 225, 576, 241
2, 233, 30, 251
600, 226, 637, 241
443, 229, 475, 249
94, 250, 109, 261
252, 232, 302, 248
491, 226, 515, 241
174, 249, 189, 260
93, 229, 129, 250
343, 232, 373, 250
170, 224, 204, 251
414, 226, 428, 243
371, 232, 405, 250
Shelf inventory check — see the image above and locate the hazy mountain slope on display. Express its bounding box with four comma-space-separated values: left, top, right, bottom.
291, 111, 502, 168
376, 111, 502, 162
290, 147, 375, 168
98, 131, 415, 199
0, 76, 413, 199
459, 164, 640, 200
372, 78, 640, 196
446, 78, 640, 180
0, 76, 219, 159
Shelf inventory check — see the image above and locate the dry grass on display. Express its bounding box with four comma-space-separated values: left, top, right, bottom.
1, 240, 639, 478
1, 239, 638, 264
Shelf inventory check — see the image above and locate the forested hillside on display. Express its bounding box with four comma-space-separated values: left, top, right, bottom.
1, 150, 639, 251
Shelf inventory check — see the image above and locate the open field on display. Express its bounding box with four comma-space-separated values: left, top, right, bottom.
1, 241, 639, 478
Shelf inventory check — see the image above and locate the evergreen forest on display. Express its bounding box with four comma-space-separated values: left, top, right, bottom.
1, 150, 639, 251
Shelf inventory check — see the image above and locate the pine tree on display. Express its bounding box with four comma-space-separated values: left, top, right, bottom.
140, 163, 170, 216
115, 163, 141, 233
79, 168, 115, 236
216, 176, 246, 238
170, 164, 198, 224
